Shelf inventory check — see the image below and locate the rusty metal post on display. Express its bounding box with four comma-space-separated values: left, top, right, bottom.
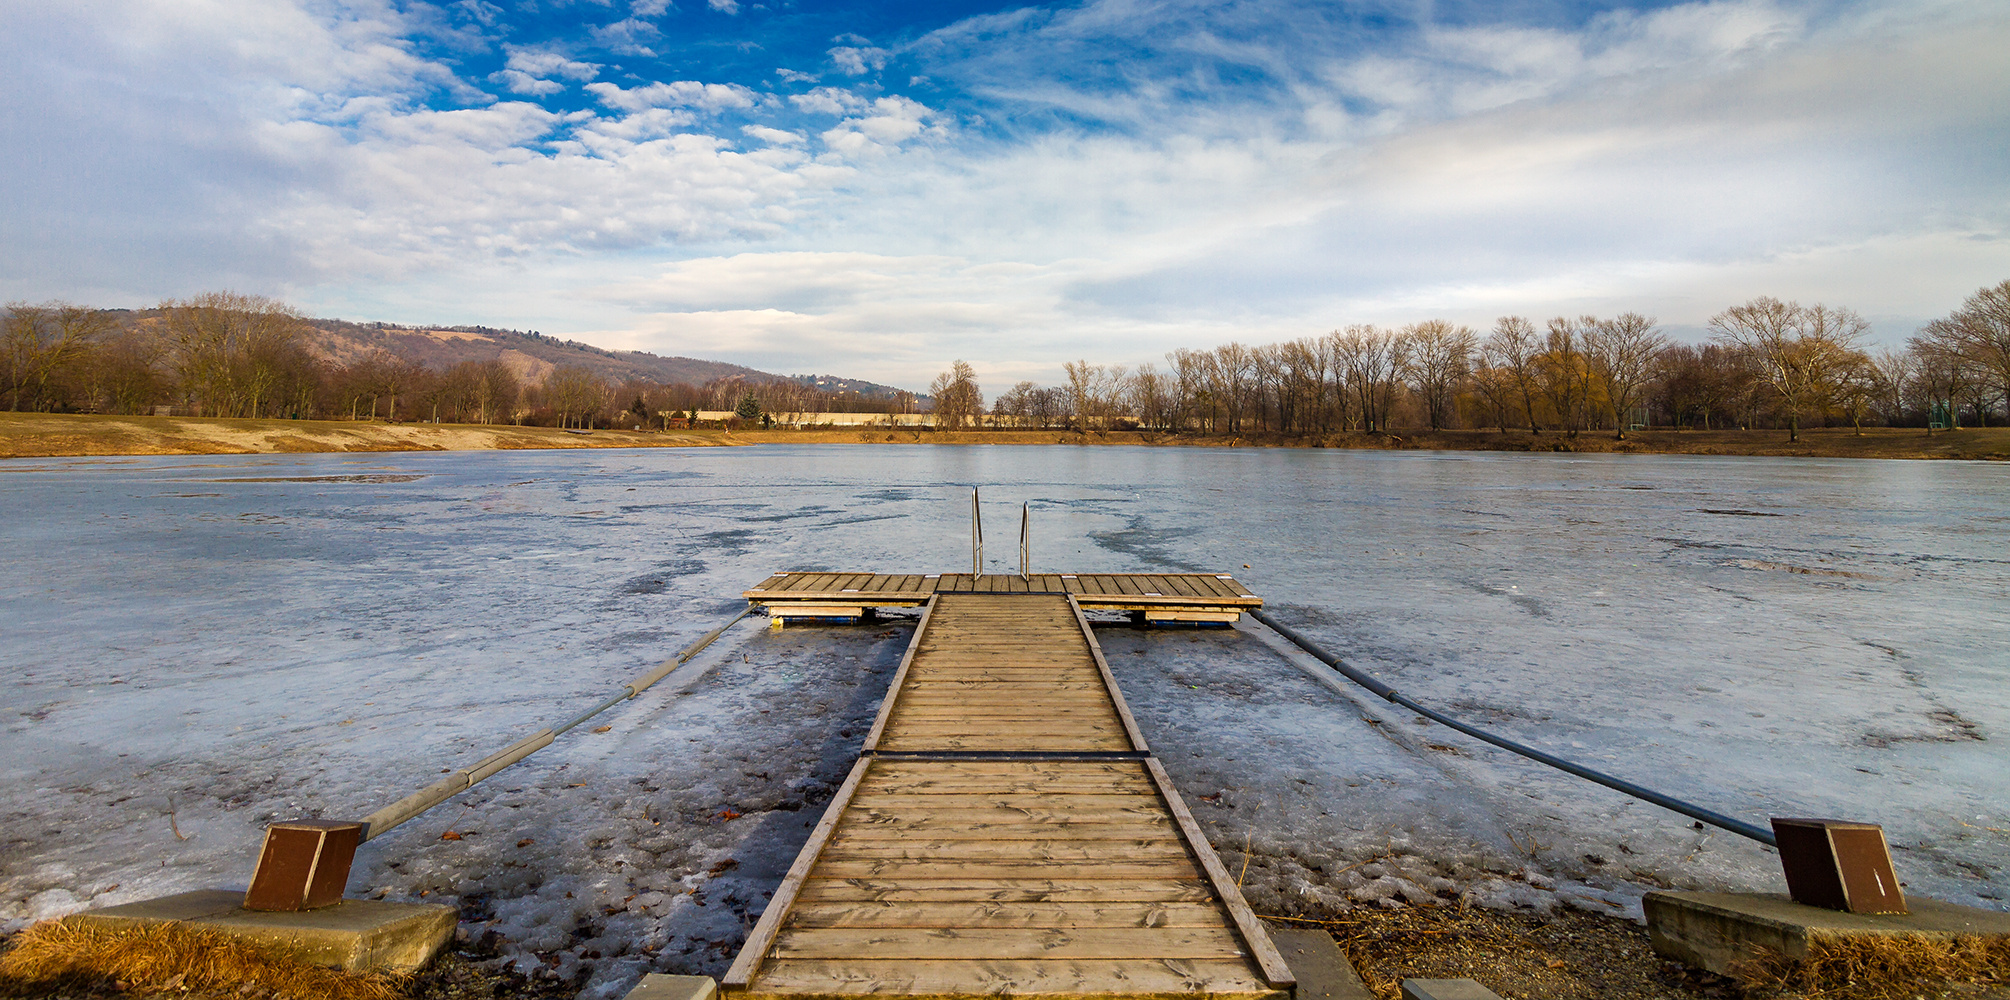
1771, 817, 1908, 914
243, 820, 363, 911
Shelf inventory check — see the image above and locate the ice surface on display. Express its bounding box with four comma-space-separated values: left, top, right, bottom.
2, 446, 2004, 996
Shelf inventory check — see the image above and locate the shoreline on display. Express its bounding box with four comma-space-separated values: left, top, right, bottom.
3, 412, 2006, 462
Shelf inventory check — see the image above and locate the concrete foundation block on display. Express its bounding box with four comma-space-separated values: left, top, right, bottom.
63, 889, 456, 973
1398, 979, 1502, 1000
1644, 891, 2010, 977
1268, 926, 1373, 1000
625, 973, 720, 1000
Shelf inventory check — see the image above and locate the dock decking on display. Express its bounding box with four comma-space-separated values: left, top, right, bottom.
746, 573, 1261, 624
722, 593, 1292, 1000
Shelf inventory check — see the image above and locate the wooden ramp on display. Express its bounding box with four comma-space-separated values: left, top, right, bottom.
723, 593, 1293, 1000
746, 574, 1261, 624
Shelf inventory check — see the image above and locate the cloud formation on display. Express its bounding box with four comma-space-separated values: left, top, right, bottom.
1, 0, 2004, 384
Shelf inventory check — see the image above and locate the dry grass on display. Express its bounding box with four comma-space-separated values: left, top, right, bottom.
7, 412, 2006, 460
0, 412, 729, 458
1732, 933, 2010, 999
0, 919, 403, 1000
1268, 904, 1722, 1000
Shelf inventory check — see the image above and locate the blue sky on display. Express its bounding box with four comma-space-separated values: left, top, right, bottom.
2, 0, 2006, 388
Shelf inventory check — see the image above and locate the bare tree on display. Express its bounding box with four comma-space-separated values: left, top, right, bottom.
1467, 358, 1519, 433
1482, 316, 1544, 434
1538, 317, 1597, 438
544, 365, 608, 428
1335, 325, 1405, 433
86, 328, 172, 414
992, 380, 1036, 426
1129, 363, 1171, 431
929, 360, 983, 430
1584, 312, 1668, 439
4, 302, 112, 411
1403, 320, 1475, 431
1860, 347, 1914, 426
158, 293, 309, 418
1709, 297, 1866, 442
1920, 279, 2010, 423
1211, 344, 1254, 434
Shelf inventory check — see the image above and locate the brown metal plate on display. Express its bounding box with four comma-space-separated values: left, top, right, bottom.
243, 820, 362, 912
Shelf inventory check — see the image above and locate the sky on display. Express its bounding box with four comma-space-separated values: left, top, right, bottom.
1, 0, 2006, 388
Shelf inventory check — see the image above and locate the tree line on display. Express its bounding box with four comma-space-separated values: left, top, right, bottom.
952, 281, 2010, 439
0, 292, 915, 428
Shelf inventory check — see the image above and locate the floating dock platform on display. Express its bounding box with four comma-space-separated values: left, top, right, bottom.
722, 589, 1292, 1000
746, 573, 1261, 624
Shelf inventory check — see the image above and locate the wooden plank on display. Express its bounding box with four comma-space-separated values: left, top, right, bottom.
812, 859, 1202, 879
878, 721, 1126, 738
860, 767, 1149, 783
723, 756, 875, 989
859, 597, 937, 753
1143, 757, 1295, 990
828, 824, 1178, 841
1071, 595, 1151, 754
858, 766, 1147, 782
876, 731, 1129, 748
818, 842, 1193, 863
855, 777, 1152, 795
887, 698, 1122, 710
884, 702, 1125, 710
747, 957, 1277, 996
842, 801, 1169, 819
769, 925, 1248, 960
1145, 610, 1241, 623
793, 878, 1215, 903
784, 901, 1230, 929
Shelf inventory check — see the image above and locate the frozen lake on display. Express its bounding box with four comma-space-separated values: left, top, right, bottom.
3, 445, 2005, 995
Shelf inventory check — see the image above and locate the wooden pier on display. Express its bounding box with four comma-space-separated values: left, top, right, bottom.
722, 588, 1292, 1000
745, 573, 1261, 624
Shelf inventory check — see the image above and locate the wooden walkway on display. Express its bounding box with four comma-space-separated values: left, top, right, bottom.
746, 573, 1260, 624
722, 593, 1292, 1000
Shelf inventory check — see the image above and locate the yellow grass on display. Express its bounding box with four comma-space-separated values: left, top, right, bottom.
0, 919, 403, 999
3, 411, 2006, 460
1732, 933, 2010, 998
0, 411, 728, 458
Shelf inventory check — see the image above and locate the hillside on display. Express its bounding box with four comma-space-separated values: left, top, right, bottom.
303, 319, 766, 388
101, 309, 918, 398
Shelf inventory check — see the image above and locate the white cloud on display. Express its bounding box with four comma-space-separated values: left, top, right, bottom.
590, 17, 661, 56
585, 79, 758, 112
491, 69, 565, 95
743, 124, 806, 145
775, 67, 818, 83
633, 0, 674, 16
828, 45, 889, 76
502, 46, 602, 82
819, 96, 945, 156
488, 46, 603, 95
3, 0, 2006, 387
707, 0, 741, 13
788, 86, 867, 115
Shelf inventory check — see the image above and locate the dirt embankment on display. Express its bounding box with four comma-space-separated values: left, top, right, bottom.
4, 412, 2006, 461
0, 413, 729, 458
